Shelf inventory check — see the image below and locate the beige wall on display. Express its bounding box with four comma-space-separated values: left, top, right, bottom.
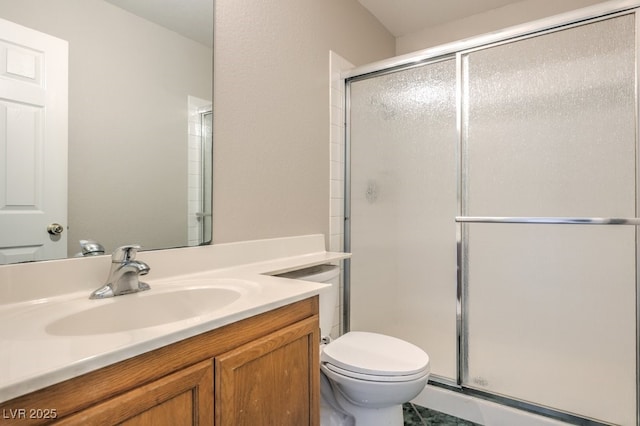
396, 0, 610, 54
213, 0, 394, 245
0, 0, 212, 256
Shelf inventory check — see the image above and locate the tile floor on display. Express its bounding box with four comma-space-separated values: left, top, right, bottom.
403, 403, 480, 426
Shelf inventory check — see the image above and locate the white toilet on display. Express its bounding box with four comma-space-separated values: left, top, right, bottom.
279, 265, 430, 425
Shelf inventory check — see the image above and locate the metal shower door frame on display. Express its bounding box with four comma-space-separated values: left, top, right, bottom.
343, 1, 640, 424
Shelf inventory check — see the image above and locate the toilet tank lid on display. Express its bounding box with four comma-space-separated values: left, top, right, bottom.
321, 331, 429, 377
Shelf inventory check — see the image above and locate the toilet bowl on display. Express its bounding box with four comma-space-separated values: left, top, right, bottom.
321, 331, 430, 424
278, 265, 430, 425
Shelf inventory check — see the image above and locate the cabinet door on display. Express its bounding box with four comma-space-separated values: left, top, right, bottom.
215, 317, 319, 426
56, 360, 213, 425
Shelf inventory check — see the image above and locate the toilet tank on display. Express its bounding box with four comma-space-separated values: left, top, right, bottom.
277, 264, 340, 339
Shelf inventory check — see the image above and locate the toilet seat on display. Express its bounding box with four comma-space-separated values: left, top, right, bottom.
321, 331, 430, 380
322, 362, 428, 383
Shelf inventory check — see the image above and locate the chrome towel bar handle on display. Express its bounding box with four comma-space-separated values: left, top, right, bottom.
455, 216, 640, 225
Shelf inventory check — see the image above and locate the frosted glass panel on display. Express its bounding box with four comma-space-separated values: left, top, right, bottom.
462, 14, 637, 425
349, 59, 458, 380
462, 15, 636, 217
465, 224, 636, 425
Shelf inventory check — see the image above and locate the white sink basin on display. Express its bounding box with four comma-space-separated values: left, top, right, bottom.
44, 279, 257, 336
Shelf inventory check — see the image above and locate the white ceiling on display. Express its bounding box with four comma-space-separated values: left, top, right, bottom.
104, 0, 213, 47
358, 0, 527, 37
104, 0, 527, 47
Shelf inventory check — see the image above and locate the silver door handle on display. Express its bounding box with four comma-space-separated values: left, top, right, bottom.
47, 223, 64, 235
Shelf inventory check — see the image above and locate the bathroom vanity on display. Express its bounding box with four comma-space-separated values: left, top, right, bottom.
0, 235, 348, 425
0, 298, 318, 425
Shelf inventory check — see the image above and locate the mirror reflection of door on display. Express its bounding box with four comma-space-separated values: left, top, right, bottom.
0, 18, 68, 264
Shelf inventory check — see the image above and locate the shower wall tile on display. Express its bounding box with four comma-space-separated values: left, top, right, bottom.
329, 50, 353, 337
330, 126, 343, 152
331, 87, 343, 108
330, 160, 342, 181
330, 137, 343, 161
330, 179, 344, 200
330, 197, 344, 217
330, 216, 343, 236
331, 105, 343, 128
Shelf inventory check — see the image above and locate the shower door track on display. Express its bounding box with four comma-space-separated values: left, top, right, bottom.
343, 2, 640, 425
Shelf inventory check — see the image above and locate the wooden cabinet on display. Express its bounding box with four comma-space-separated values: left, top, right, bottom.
57, 360, 214, 426
0, 297, 319, 426
216, 319, 319, 426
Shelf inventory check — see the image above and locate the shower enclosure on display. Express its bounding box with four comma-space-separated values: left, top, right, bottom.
199, 109, 213, 245
345, 3, 639, 425
187, 96, 213, 246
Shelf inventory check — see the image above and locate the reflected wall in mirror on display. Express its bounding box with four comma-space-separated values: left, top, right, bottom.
0, 0, 213, 264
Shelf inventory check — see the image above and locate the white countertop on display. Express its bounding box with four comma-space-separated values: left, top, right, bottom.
0, 235, 350, 403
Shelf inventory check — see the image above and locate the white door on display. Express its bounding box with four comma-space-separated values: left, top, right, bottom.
0, 18, 68, 264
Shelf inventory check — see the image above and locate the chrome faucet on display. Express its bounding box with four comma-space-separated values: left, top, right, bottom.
89, 245, 150, 299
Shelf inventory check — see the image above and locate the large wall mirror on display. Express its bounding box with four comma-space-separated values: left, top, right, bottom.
0, 0, 213, 264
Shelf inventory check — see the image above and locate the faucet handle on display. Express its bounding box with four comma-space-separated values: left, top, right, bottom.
111, 245, 142, 262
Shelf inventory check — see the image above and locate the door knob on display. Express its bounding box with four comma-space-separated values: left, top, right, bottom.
47, 223, 64, 235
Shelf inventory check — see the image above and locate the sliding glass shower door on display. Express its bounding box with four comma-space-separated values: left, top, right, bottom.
348, 59, 458, 381
347, 10, 638, 426
459, 14, 637, 425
